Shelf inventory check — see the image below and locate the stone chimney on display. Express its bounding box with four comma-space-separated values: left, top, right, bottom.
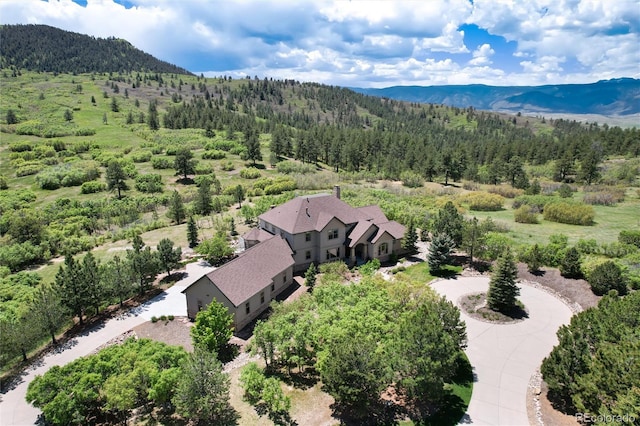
333, 185, 341, 199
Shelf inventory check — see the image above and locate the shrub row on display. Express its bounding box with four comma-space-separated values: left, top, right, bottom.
543, 202, 595, 226
512, 194, 558, 212
582, 190, 625, 206
135, 174, 163, 193
276, 161, 316, 175
464, 192, 504, 211
151, 157, 171, 169
239, 167, 261, 179
485, 185, 523, 199
202, 149, 227, 160
514, 205, 539, 224
35, 163, 101, 190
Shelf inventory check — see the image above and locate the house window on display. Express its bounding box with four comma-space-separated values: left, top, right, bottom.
378, 242, 389, 256
326, 248, 340, 260
328, 229, 339, 240
305, 232, 311, 242
283, 274, 287, 283
271, 283, 275, 292
197, 300, 203, 311
245, 302, 250, 315
305, 250, 311, 260
260, 292, 265, 304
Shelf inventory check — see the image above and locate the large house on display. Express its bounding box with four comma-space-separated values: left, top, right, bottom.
182, 235, 294, 330
183, 186, 405, 329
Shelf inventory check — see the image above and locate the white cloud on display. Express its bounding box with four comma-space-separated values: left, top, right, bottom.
0, 0, 637, 87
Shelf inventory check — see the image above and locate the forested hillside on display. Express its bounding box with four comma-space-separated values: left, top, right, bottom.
0, 24, 192, 75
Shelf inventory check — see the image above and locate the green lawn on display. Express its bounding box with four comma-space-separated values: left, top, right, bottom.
468, 196, 640, 246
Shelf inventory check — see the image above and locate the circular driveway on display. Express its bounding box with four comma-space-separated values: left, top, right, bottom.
431, 277, 574, 426
0, 260, 214, 426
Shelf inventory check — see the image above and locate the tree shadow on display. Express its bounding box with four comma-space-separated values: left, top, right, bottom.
330, 400, 400, 426
176, 177, 194, 185
218, 343, 241, 363
160, 271, 187, 285
265, 366, 320, 390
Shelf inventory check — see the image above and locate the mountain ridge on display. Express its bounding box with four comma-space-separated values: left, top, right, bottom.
352, 78, 640, 116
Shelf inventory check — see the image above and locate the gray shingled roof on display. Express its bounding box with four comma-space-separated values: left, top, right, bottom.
371, 221, 406, 243
200, 236, 294, 307
242, 227, 274, 243
259, 194, 370, 234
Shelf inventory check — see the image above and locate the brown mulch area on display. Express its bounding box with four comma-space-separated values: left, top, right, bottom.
132, 317, 194, 352
516, 263, 599, 426
516, 263, 601, 311
459, 292, 528, 323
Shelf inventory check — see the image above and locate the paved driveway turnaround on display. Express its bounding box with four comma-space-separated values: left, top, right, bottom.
431, 277, 574, 426
0, 260, 214, 426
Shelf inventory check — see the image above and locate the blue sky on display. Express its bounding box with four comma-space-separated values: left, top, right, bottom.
1, 0, 638, 88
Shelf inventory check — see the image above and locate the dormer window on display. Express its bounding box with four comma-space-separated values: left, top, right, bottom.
328, 229, 339, 240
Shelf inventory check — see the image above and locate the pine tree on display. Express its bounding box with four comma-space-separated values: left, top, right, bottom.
559, 247, 582, 278
168, 190, 186, 224
194, 180, 213, 215
427, 233, 455, 274
402, 221, 418, 254
523, 244, 543, 273
487, 249, 520, 313
304, 263, 317, 289
187, 216, 199, 248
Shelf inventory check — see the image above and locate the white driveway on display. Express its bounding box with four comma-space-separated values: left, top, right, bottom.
0, 260, 214, 426
431, 277, 574, 426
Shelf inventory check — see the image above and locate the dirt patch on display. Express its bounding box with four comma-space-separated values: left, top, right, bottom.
537, 381, 579, 426
132, 317, 194, 352
516, 264, 600, 311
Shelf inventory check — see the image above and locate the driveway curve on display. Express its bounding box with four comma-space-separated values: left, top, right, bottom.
0, 260, 214, 426
431, 277, 573, 426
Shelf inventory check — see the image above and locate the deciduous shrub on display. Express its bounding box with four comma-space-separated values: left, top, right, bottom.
543, 202, 594, 225
400, 170, 424, 188
240, 167, 261, 179
512, 194, 556, 212
220, 161, 235, 171
202, 150, 227, 160
485, 185, 523, 198
135, 174, 163, 193
9, 141, 33, 152
514, 205, 539, 223
80, 181, 106, 194
151, 157, 171, 169
194, 163, 214, 175
462, 192, 504, 211
619, 230, 640, 248
131, 151, 152, 163
557, 183, 574, 198
276, 161, 316, 175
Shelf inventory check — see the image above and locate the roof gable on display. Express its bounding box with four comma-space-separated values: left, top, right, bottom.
259, 194, 369, 234
197, 236, 294, 307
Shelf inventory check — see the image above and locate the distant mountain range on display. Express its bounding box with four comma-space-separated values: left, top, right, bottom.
352, 79, 640, 116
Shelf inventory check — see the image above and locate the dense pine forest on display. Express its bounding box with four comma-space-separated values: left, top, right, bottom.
1, 24, 639, 425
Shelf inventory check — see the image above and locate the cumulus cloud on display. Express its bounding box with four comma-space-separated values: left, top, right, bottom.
0, 0, 637, 87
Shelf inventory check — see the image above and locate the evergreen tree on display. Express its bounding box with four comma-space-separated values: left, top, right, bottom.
234, 184, 245, 208
148, 98, 159, 130
304, 263, 317, 289
81, 252, 103, 316
30, 284, 67, 345
172, 347, 236, 424
156, 238, 182, 278
559, 247, 582, 278
187, 216, 199, 248
432, 201, 464, 247
427, 233, 455, 274
487, 249, 520, 313
106, 160, 128, 199
173, 148, 197, 181
168, 190, 186, 224
126, 234, 161, 295
56, 254, 87, 325
588, 261, 628, 296
6, 108, 17, 124
243, 126, 262, 165
102, 255, 133, 308
523, 244, 543, 273
193, 180, 213, 215
402, 221, 418, 254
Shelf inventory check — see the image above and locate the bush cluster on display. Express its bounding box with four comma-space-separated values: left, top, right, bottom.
464, 192, 504, 211
400, 170, 424, 188
582, 186, 625, 205
15, 161, 42, 177
151, 157, 171, 169
202, 149, 227, 160
80, 181, 106, 194
276, 161, 316, 175
543, 202, 595, 225
514, 205, 539, 224
619, 230, 640, 248
135, 174, 163, 193
131, 151, 152, 163
35, 163, 100, 189
253, 176, 297, 195
512, 194, 557, 213
204, 139, 243, 152
485, 185, 523, 199
239, 167, 261, 179
194, 163, 214, 175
